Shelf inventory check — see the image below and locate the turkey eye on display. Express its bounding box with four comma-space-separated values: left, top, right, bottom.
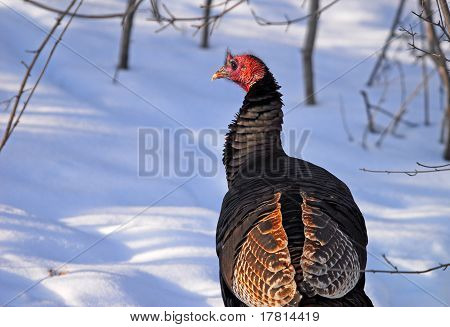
230, 60, 237, 70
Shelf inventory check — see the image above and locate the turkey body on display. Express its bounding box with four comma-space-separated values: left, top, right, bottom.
216, 61, 373, 307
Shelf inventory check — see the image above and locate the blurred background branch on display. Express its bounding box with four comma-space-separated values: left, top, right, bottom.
0, 0, 82, 153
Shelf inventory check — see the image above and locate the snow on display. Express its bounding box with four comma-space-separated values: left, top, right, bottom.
0, 0, 449, 307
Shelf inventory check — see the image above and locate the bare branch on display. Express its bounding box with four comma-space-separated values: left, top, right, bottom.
330, 263, 449, 274
420, 21, 431, 126
367, 0, 406, 86
375, 68, 436, 147
375, 108, 417, 127
149, 0, 162, 22
151, 0, 246, 33
338, 95, 354, 142
382, 254, 399, 271
192, 0, 246, 33
0, 0, 82, 153
0, 88, 31, 112
394, 59, 406, 106
416, 162, 450, 168
406, 25, 450, 61
376, 63, 391, 107
250, 0, 340, 28
200, 0, 234, 9
25, 0, 246, 36
360, 90, 377, 133
412, 10, 450, 42
23, 0, 133, 19
360, 162, 450, 176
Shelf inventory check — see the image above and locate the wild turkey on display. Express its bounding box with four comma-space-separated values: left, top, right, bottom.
212, 51, 373, 307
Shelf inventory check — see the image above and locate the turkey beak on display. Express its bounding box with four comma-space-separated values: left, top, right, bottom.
211, 66, 228, 81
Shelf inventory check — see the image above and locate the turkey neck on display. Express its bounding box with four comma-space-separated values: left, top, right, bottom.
223, 71, 285, 188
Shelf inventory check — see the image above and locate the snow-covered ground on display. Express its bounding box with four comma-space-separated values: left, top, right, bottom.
0, 0, 449, 306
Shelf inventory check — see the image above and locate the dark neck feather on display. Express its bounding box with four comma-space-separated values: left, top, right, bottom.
223, 69, 284, 187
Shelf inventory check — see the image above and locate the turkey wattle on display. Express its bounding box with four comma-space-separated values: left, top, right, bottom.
212, 51, 373, 307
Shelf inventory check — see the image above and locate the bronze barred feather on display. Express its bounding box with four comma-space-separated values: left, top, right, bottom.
232, 192, 300, 306
214, 53, 372, 307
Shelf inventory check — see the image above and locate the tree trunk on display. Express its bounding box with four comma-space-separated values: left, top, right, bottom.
201, 0, 213, 48
422, 0, 450, 159
437, 0, 450, 28
302, 0, 319, 105
436, 0, 450, 159
117, 0, 137, 70
445, 105, 450, 160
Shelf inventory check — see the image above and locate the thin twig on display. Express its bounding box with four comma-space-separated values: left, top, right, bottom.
23, 0, 135, 19
375, 62, 391, 107
360, 162, 450, 176
149, 0, 162, 23
0, 0, 82, 152
0, 88, 31, 112
192, 0, 245, 32
12, 1, 84, 135
412, 9, 450, 40
200, 0, 234, 9
367, 0, 406, 86
24, 0, 244, 35
394, 60, 406, 105
376, 68, 436, 147
153, 0, 246, 33
330, 263, 449, 274
382, 254, 399, 271
417, 162, 450, 168
420, 18, 431, 126
360, 90, 377, 133
361, 126, 370, 150
338, 95, 354, 142
250, 0, 340, 30
371, 104, 418, 127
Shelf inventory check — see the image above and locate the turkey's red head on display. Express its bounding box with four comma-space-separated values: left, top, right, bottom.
211, 50, 266, 92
